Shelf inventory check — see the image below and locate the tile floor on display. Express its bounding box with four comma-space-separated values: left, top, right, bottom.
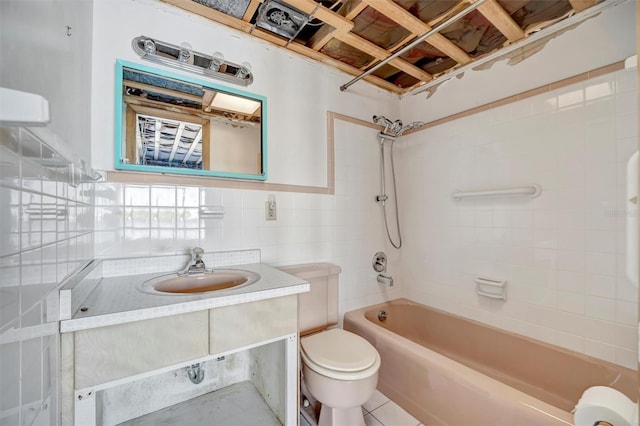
300, 389, 423, 426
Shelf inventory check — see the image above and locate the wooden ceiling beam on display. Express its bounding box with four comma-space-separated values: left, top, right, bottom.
282, 38, 404, 92
568, 0, 598, 12
477, 0, 524, 42
309, 1, 367, 52
160, 0, 404, 93
338, 32, 432, 82
242, 0, 263, 22
282, 0, 354, 31
309, 25, 337, 51
360, 0, 472, 65
344, 2, 367, 20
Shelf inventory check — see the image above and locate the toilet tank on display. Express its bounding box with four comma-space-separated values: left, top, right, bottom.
276, 263, 341, 335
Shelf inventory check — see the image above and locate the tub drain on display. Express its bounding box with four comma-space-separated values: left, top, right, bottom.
377, 310, 387, 321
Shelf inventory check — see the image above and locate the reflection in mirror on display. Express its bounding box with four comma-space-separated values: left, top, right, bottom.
115, 59, 266, 180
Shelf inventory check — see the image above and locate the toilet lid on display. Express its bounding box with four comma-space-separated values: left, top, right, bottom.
301, 328, 378, 372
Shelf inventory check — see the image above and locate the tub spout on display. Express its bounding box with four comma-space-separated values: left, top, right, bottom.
377, 273, 393, 286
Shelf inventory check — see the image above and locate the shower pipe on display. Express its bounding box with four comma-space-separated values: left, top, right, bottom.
373, 116, 423, 249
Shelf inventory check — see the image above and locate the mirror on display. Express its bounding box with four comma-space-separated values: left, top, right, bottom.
114, 59, 266, 180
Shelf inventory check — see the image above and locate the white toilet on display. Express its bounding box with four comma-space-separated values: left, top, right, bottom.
277, 263, 381, 426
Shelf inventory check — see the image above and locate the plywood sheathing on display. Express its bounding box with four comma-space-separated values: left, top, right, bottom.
160, 0, 602, 94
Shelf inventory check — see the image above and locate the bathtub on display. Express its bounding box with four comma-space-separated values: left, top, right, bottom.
343, 298, 637, 426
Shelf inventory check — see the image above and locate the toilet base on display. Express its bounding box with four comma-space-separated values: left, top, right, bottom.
318, 405, 365, 426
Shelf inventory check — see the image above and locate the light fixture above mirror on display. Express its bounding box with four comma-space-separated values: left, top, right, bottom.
132, 36, 254, 86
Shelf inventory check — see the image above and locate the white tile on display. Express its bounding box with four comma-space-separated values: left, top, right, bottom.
584, 296, 615, 321
615, 300, 637, 326
557, 250, 585, 272
369, 401, 420, 426
176, 186, 200, 207
124, 185, 150, 206
534, 228, 557, 249
615, 347, 638, 370
556, 331, 584, 353
492, 210, 510, 227
585, 252, 616, 276
585, 81, 614, 101
558, 228, 585, 251
364, 413, 385, 426
616, 112, 638, 140
510, 210, 533, 228
556, 271, 585, 293
474, 210, 492, 227
585, 274, 616, 298
615, 69, 637, 93
363, 390, 390, 413
585, 229, 617, 253
584, 339, 617, 364
556, 291, 585, 314
150, 186, 176, 207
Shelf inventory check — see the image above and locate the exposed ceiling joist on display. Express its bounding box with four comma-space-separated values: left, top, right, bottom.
242, 0, 263, 21
160, 0, 611, 94
284, 0, 353, 31
477, 0, 525, 42
360, 0, 472, 65
568, 0, 600, 12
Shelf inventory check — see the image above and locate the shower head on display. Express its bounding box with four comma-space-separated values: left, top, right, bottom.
397, 121, 424, 136
374, 115, 423, 137
374, 115, 404, 137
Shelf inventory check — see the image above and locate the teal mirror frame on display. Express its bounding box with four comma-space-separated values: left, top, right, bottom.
114, 59, 267, 181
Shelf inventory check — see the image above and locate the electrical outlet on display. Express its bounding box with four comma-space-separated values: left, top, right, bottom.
265, 201, 277, 220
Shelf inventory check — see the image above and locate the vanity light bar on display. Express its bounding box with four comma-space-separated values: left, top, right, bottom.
132, 36, 254, 86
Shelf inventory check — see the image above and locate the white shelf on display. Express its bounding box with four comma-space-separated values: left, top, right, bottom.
0, 87, 50, 126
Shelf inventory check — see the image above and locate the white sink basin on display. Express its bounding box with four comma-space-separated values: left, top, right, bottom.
138, 269, 260, 295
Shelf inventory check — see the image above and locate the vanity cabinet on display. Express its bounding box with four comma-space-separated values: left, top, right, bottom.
209, 295, 296, 354
61, 296, 299, 426
74, 311, 209, 388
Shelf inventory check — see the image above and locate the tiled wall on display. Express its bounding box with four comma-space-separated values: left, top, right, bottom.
399, 67, 638, 369
0, 128, 95, 425
94, 118, 403, 318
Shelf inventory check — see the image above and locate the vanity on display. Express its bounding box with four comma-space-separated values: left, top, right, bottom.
59, 250, 308, 426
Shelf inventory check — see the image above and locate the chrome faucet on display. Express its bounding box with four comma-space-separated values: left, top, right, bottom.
180, 247, 207, 275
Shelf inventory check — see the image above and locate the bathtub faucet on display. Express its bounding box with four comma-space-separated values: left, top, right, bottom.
180, 247, 206, 275
377, 273, 393, 286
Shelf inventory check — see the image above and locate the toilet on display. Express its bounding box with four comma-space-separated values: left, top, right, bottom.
277, 263, 380, 426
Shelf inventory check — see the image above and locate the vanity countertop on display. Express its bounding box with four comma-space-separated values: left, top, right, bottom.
60, 263, 309, 333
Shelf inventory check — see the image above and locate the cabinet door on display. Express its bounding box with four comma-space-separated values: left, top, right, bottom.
74, 311, 209, 388
210, 295, 297, 355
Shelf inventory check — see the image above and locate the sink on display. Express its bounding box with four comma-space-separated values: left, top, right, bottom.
138, 269, 260, 295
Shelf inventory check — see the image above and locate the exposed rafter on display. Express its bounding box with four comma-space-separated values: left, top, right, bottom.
160, 0, 608, 94
477, 0, 525, 43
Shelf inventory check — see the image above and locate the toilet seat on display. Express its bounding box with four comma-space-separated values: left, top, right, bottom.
301, 328, 381, 381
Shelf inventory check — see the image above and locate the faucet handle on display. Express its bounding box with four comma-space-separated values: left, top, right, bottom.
192, 247, 204, 260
